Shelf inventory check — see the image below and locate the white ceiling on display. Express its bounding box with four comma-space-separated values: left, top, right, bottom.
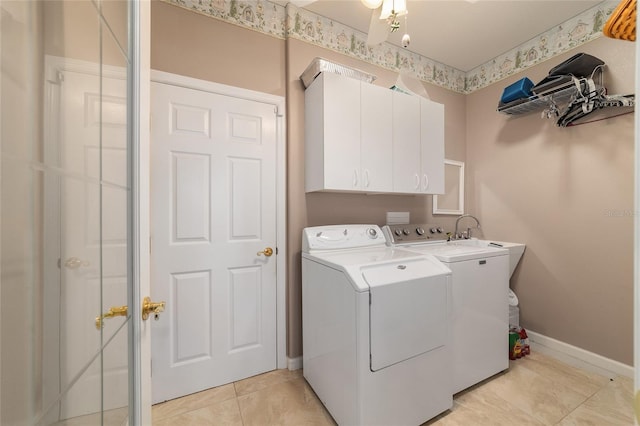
291, 0, 604, 72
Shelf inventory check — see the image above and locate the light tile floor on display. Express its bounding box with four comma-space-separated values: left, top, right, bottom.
152, 351, 634, 425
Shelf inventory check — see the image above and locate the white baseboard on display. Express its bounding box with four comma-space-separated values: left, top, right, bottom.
527, 330, 634, 379
287, 356, 303, 371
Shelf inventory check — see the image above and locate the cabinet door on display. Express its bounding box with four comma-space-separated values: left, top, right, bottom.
361, 83, 392, 192
420, 98, 445, 194
322, 73, 362, 190
305, 72, 361, 192
392, 91, 421, 193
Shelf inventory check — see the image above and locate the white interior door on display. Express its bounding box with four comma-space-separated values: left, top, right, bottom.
150, 81, 278, 403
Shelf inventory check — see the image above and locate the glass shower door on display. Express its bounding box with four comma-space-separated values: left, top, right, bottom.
1, 0, 138, 424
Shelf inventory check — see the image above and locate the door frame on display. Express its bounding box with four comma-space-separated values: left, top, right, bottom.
149, 70, 288, 371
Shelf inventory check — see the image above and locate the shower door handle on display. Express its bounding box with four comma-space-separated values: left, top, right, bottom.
95, 305, 128, 329
63, 257, 90, 269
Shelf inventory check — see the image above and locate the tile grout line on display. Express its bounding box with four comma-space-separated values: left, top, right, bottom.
453, 385, 538, 425
552, 375, 614, 425
233, 380, 246, 426
152, 384, 239, 423
518, 358, 606, 425
234, 370, 303, 398
234, 396, 246, 426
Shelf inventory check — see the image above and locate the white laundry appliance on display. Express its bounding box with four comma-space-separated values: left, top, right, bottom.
302, 224, 453, 425
382, 223, 510, 394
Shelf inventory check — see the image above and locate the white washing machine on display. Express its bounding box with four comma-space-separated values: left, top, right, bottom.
383, 223, 510, 394
302, 225, 452, 425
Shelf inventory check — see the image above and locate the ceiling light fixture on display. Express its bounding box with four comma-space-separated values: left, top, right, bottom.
380, 0, 408, 20
362, 0, 410, 46
381, 0, 407, 34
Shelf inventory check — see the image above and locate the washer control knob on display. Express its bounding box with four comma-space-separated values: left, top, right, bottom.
416, 227, 425, 235
429, 227, 438, 234
436, 227, 444, 233
367, 228, 378, 239
394, 229, 402, 237
402, 228, 410, 236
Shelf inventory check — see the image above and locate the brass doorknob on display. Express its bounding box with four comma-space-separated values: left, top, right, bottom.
95, 305, 128, 329
142, 297, 166, 321
257, 247, 273, 257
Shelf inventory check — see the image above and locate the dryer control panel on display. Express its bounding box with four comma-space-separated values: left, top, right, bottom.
302, 224, 385, 252
382, 223, 450, 245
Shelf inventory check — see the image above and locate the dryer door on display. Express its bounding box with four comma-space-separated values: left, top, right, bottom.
363, 258, 450, 371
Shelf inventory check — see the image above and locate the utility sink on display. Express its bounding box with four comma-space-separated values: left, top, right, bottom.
451, 239, 525, 278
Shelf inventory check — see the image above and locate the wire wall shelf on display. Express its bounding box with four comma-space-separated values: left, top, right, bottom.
497, 81, 586, 116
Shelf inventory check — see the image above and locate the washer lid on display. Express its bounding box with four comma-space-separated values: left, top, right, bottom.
309, 246, 426, 269
404, 242, 508, 262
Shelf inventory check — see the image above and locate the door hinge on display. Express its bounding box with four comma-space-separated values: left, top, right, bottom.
47, 71, 64, 85
369, 293, 372, 305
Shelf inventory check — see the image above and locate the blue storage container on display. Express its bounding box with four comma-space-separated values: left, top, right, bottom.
500, 77, 534, 103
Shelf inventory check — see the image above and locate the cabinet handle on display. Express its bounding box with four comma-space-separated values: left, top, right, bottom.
422, 174, 429, 191
364, 169, 370, 188
353, 169, 358, 187
414, 173, 420, 190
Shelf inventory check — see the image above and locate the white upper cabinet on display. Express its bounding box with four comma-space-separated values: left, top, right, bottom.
392, 91, 421, 193
361, 83, 393, 192
305, 72, 361, 192
420, 98, 445, 194
305, 72, 444, 194
392, 93, 445, 194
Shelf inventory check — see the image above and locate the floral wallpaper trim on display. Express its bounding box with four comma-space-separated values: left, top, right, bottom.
164, 0, 287, 39
162, 0, 616, 94
465, 1, 617, 93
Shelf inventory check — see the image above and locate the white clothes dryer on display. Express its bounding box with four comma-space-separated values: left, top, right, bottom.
302, 225, 452, 425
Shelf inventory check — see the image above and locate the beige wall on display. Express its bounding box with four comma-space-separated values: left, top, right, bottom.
44, 0, 125, 67
151, 1, 286, 97
150, 3, 634, 364
466, 37, 635, 365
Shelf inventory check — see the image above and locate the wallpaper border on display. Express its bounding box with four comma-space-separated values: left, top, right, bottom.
162, 0, 618, 94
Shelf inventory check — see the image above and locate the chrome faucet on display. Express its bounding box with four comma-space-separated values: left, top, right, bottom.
454, 214, 481, 239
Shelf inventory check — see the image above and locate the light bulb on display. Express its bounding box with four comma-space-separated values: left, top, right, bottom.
361, 0, 383, 9
402, 33, 410, 48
